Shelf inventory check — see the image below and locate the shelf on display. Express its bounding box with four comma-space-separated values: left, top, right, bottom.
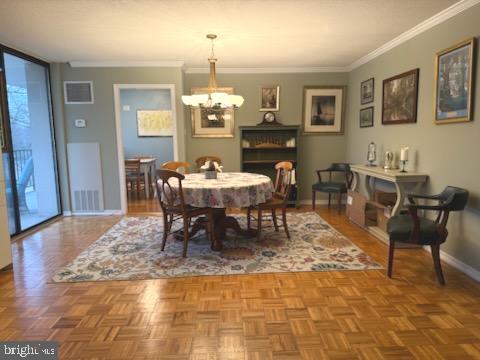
242, 146, 297, 150
243, 160, 297, 164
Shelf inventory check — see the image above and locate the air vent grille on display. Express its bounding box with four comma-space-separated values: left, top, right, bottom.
64, 81, 94, 104
73, 190, 101, 212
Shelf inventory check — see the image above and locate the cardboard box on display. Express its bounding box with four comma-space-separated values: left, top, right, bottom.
346, 190, 377, 227
376, 205, 392, 232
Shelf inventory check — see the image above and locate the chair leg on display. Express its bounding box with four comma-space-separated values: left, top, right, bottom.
182, 216, 189, 258
207, 211, 214, 244
272, 209, 279, 232
387, 240, 395, 278
161, 211, 169, 251
312, 190, 316, 210
328, 193, 331, 208
257, 209, 262, 241
247, 207, 251, 230
337, 191, 342, 214
431, 244, 445, 285
282, 208, 290, 239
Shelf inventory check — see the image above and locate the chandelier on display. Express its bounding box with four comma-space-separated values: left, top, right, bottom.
182, 34, 244, 121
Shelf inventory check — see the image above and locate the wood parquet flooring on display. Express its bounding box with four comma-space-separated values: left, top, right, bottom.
1, 205, 480, 359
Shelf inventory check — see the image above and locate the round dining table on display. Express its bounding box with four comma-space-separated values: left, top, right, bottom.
169, 172, 274, 251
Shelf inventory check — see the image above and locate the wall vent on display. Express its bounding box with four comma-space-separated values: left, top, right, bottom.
64, 81, 94, 104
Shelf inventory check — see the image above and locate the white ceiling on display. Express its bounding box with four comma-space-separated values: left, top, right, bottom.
0, 0, 460, 68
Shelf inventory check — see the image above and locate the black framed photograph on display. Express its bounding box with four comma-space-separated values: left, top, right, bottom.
361, 78, 374, 104
302, 86, 345, 134
360, 107, 374, 128
259, 85, 280, 111
434, 38, 476, 124
382, 68, 419, 125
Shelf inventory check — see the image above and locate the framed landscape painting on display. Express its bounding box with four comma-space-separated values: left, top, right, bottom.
303, 86, 345, 134
434, 38, 476, 124
361, 78, 374, 104
382, 69, 419, 125
360, 107, 374, 128
136, 110, 173, 137
191, 87, 235, 138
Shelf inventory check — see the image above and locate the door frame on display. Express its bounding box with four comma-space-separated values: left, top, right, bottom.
113, 84, 179, 214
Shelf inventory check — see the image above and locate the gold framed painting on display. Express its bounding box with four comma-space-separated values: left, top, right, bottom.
434, 37, 476, 124
136, 110, 173, 137
302, 86, 346, 134
191, 87, 235, 138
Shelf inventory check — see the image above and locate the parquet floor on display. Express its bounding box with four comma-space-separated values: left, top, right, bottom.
1, 204, 480, 359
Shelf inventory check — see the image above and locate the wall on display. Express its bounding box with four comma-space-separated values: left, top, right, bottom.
345, 3, 480, 272
51, 64, 186, 211
184, 72, 349, 200
120, 89, 174, 167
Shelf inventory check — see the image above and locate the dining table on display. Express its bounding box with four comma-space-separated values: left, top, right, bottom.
167, 172, 274, 251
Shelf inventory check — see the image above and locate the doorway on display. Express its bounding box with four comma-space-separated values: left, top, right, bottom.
0, 47, 61, 236
113, 84, 178, 214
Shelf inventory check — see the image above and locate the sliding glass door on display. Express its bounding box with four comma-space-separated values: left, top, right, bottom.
0, 47, 61, 235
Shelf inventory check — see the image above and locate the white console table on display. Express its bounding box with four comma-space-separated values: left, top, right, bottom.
350, 164, 428, 244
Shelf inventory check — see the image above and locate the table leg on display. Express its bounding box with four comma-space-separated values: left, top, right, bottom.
143, 165, 150, 198
351, 171, 360, 192
392, 182, 406, 216
365, 175, 374, 200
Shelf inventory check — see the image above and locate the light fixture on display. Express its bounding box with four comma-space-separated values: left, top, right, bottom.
182, 34, 244, 122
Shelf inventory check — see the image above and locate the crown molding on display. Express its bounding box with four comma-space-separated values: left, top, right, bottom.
185, 66, 348, 74
348, 0, 480, 71
68, 60, 185, 68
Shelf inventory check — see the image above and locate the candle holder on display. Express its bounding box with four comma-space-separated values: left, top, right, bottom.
400, 160, 408, 173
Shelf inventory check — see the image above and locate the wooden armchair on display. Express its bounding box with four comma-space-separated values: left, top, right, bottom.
386, 186, 469, 285
247, 161, 293, 241
312, 163, 352, 213
161, 161, 191, 174
195, 156, 222, 171
156, 169, 214, 257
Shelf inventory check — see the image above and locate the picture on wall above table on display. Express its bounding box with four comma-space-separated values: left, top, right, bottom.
434, 37, 476, 124
361, 78, 374, 104
360, 107, 374, 128
191, 87, 235, 138
303, 86, 345, 134
136, 110, 173, 137
259, 85, 280, 111
382, 68, 419, 125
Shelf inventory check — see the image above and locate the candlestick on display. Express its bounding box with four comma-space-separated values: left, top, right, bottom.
400, 146, 409, 161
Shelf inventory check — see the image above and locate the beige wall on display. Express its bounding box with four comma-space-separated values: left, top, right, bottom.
185, 72, 349, 200
345, 4, 480, 272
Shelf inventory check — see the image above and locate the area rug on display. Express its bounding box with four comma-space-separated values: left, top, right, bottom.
52, 212, 381, 282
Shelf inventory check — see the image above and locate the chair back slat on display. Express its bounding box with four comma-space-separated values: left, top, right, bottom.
125, 159, 141, 173
273, 161, 293, 202
155, 169, 186, 211
161, 161, 191, 174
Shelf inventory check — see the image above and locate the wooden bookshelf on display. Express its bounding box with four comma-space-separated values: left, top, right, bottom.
240, 125, 299, 206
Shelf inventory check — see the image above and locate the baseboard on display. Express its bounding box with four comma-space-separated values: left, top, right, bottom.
299, 199, 329, 206
423, 246, 480, 282
63, 209, 123, 216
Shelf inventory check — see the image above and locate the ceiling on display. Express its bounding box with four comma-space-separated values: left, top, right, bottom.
0, 0, 460, 69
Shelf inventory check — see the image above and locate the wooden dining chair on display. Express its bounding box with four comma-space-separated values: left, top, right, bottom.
247, 161, 293, 241
156, 169, 214, 257
161, 161, 191, 174
195, 156, 222, 171
125, 159, 145, 197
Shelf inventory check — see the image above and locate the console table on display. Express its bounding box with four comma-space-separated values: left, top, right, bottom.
350, 164, 428, 243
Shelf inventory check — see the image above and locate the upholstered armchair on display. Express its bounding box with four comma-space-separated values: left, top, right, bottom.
312, 163, 352, 213
387, 186, 469, 285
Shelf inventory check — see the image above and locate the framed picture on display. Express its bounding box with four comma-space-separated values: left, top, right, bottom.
259, 85, 280, 111
191, 87, 235, 138
136, 110, 173, 137
434, 38, 476, 124
302, 86, 345, 134
382, 69, 419, 125
360, 107, 374, 128
361, 78, 374, 104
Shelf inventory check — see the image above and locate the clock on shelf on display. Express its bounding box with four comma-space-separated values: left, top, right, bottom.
258, 111, 280, 125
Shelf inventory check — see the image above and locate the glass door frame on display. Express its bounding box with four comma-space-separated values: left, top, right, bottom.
0, 44, 62, 236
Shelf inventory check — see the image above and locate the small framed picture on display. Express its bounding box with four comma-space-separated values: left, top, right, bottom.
302, 86, 346, 134
382, 69, 419, 125
434, 38, 476, 124
361, 78, 374, 104
259, 85, 280, 111
360, 107, 374, 128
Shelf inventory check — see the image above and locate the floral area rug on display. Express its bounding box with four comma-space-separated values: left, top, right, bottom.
52, 212, 381, 282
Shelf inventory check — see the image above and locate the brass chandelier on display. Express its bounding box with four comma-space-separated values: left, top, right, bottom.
182, 34, 244, 121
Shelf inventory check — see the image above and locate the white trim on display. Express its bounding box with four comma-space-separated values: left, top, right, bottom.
69, 61, 185, 68
185, 67, 348, 74
348, 0, 480, 70
423, 246, 480, 282
113, 84, 179, 215
63, 210, 122, 216
63, 81, 94, 104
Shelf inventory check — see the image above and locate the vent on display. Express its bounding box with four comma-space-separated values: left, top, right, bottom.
64, 81, 94, 104
73, 190, 101, 212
